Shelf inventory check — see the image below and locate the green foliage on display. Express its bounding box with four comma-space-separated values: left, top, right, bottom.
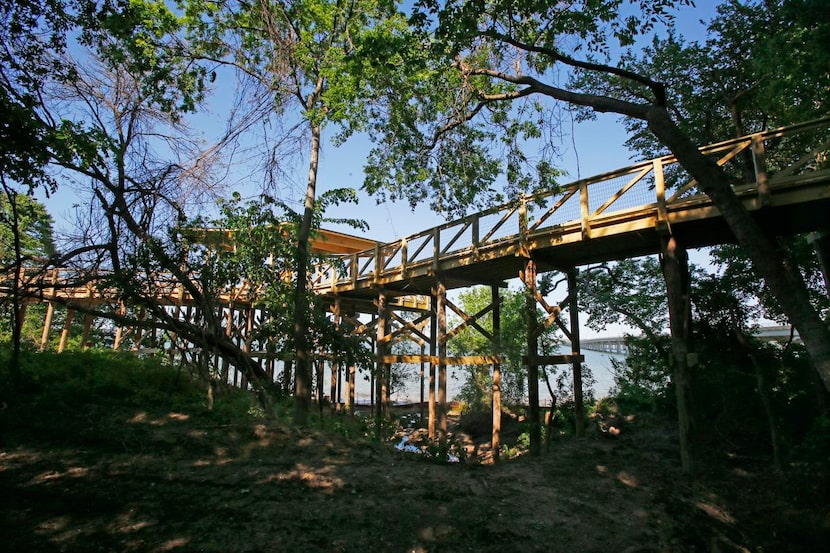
579, 0, 830, 161
609, 335, 673, 413
0, 193, 55, 264
449, 286, 560, 411
3, 348, 192, 403
362, 0, 693, 216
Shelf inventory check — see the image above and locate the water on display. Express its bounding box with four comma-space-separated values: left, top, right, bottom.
345, 347, 626, 406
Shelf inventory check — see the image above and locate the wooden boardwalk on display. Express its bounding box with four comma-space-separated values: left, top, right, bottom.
312, 117, 830, 306
7, 117, 830, 451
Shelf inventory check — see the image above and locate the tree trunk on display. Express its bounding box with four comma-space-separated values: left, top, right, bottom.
661, 235, 696, 474
6, 189, 24, 387
647, 106, 830, 393
293, 122, 322, 425
491, 284, 502, 462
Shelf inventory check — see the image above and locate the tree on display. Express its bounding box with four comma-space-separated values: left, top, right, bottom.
0, 0, 297, 405
187, 191, 371, 405
186, 0, 410, 423
580, 0, 830, 402
449, 285, 561, 410
363, 0, 830, 403
451, 287, 526, 410
0, 194, 55, 265
0, 192, 56, 383
579, 257, 671, 359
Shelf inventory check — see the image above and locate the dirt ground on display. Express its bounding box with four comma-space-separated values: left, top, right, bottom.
1, 395, 828, 552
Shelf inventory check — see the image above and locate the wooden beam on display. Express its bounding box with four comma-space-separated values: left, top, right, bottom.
377, 354, 504, 365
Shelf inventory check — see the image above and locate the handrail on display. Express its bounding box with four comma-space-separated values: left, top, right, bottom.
5, 118, 828, 304
315, 117, 830, 291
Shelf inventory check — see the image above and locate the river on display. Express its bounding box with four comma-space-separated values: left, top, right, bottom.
346, 347, 626, 406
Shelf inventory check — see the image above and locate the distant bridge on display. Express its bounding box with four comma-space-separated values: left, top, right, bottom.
577, 325, 801, 355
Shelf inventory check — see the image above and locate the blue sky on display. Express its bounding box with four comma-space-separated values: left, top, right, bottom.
305, 1, 721, 242
36, 0, 722, 342
41, 1, 721, 244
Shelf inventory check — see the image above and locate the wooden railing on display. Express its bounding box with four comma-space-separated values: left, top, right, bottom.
312, 117, 830, 292
5, 118, 828, 306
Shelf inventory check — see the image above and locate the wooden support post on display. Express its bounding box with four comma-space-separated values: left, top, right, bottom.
752, 134, 770, 206
428, 291, 437, 439
524, 259, 541, 456
661, 235, 696, 474
375, 289, 387, 429
437, 279, 448, 437
57, 308, 75, 353
654, 159, 668, 233
113, 302, 126, 350
567, 268, 585, 437
40, 301, 55, 351
491, 284, 502, 462
221, 304, 234, 385
132, 308, 146, 352
81, 314, 94, 350
241, 307, 254, 390
579, 180, 591, 240
332, 298, 341, 407
348, 358, 356, 416
316, 358, 324, 410
419, 343, 426, 422
283, 358, 293, 395
330, 362, 338, 407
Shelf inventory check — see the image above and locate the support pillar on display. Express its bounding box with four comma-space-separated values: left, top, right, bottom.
81, 314, 94, 350
661, 235, 696, 474
57, 308, 75, 353
375, 289, 388, 429
40, 301, 55, 351
491, 284, 502, 462
419, 343, 426, 422
132, 308, 146, 351
113, 302, 126, 350
428, 292, 437, 439
348, 358, 356, 415
524, 259, 541, 456
567, 268, 585, 437
332, 298, 342, 407
436, 279, 448, 437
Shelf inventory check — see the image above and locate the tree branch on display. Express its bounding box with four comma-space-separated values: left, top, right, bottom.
482, 28, 667, 106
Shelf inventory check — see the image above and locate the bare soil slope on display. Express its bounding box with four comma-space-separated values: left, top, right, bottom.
1, 393, 827, 552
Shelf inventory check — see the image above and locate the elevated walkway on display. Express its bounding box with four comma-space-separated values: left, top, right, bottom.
313, 118, 830, 306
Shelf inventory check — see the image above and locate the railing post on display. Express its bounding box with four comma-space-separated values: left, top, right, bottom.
401, 238, 408, 275
654, 159, 668, 234
374, 243, 382, 284
432, 227, 440, 274
472, 214, 480, 258
579, 180, 591, 239
752, 134, 770, 206
350, 253, 357, 286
